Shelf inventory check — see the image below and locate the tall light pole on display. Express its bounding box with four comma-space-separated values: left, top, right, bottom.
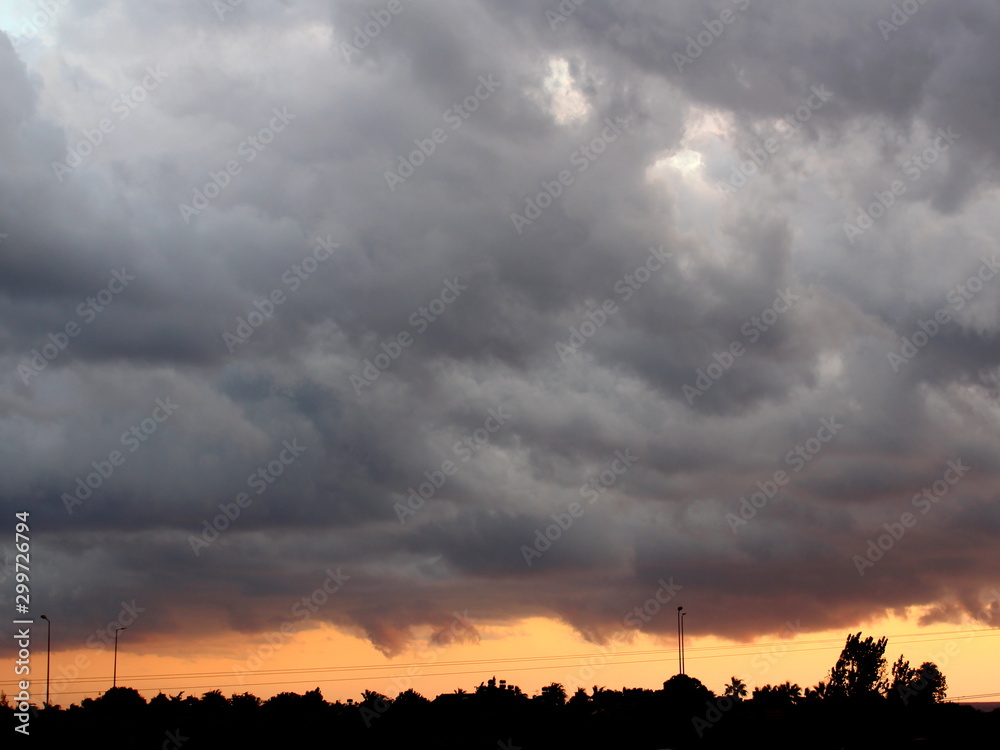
113, 627, 127, 688
676, 606, 684, 674
680, 611, 687, 675
40, 615, 51, 706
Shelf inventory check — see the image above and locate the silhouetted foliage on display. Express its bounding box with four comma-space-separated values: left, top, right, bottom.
752, 681, 802, 707
661, 673, 714, 705
96, 686, 146, 711
4, 633, 994, 749
723, 675, 748, 700
231, 691, 263, 712
827, 631, 889, 700
889, 656, 947, 706
538, 682, 567, 706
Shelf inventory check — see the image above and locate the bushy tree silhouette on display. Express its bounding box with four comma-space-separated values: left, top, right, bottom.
889, 656, 947, 706
538, 682, 567, 706
662, 673, 714, 704
231, 691, 263, 711
826, 632, 888, 700
752, 682, 801, 708
96, 686, 146, 711
2, 642, 985, 750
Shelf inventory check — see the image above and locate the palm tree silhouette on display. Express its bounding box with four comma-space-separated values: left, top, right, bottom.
723, 676, 748, 700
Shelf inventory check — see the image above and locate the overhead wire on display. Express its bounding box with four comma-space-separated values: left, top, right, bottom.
4, 626, 996, 700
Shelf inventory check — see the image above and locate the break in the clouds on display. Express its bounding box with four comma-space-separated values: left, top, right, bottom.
2, 0, 1000, 658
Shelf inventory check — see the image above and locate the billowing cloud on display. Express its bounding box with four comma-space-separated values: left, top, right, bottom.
2, 0, 999, 659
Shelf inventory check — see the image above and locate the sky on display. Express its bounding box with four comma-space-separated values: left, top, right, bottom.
1, 0, 999, 706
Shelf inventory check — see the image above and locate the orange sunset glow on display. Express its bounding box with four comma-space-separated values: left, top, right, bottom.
2, 3, 1000, 747
8, 610, 998, 707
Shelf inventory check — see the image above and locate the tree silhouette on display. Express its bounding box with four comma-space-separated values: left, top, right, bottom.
539, 682, 567, 706
889, 654, 914, 703
3, 661, 996, 750
231, 692, 263, 711
918, 662, 946, 703
567, 687, 590, 710
752, 682, 801, 707
392, 688, 430, 710
201, 689, 228, 710
361, 689, 391, 705
661, 673, 713, 704
827, 632, 888, 700
96, 686, 146, 711
804, 680, 830, 701
723, 676, 748, 700
890, 658, 947, 706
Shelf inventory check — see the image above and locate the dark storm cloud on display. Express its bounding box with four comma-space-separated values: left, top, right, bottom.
2, 0, 1000, 659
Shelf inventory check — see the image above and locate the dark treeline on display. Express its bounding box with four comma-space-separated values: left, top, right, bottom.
6, 632, 998, 748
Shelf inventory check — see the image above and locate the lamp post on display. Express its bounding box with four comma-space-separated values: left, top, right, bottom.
40, 615, 50, 706
676, 606, 684, 674
113, 627, 127, 688
680, 611, 687, 675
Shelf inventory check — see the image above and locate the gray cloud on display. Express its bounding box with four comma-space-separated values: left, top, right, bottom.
1, 0, 999, 659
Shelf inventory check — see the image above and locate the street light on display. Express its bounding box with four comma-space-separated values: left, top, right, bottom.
676, 606, 684, 674
681, 611, 687, 675
40, 615, 50, 706
113, 627, 127, 688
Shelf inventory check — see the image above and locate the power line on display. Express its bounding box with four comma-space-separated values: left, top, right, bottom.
949, 693, 1000, 701
5, 625, 995, 688
7, 627, 997, 699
